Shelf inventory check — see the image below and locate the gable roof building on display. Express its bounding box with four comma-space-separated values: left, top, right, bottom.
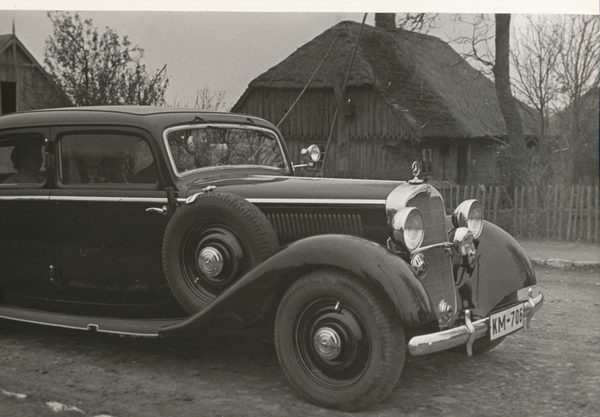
1, 30, 72, 115
233, 20, 539, 184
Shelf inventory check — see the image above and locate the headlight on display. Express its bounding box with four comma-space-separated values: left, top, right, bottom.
452, 199, 483, 239
390, 207, 424, 251
453, 227, 477, 267
301, 144, 321, 162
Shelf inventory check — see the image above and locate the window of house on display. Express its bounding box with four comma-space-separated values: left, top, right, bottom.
1, 82, 17, 115
420, 147, 433, 175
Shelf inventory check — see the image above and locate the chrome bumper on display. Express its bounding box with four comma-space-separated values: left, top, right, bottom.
408, 289, 544, 357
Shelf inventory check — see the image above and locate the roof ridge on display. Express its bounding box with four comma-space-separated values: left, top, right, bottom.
330, 19, 447, 43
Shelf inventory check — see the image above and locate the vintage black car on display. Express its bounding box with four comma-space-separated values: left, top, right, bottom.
0, 106, 543, 411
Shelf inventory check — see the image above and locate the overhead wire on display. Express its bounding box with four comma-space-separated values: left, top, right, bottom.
322, 13, 368, 174
276, 34, 340, 128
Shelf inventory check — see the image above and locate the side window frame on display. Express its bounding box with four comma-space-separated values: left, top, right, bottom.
52, 127, 161, 189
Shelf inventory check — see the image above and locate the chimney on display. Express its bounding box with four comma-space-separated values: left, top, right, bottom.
375, 13, 396, 30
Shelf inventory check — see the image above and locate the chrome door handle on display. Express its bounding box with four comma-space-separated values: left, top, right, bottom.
146, 205, 167, 216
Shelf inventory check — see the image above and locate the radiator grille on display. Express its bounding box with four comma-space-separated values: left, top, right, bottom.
419, 245, 456, 314
408, 194, 456, 317
266, 212, 363, 243
408, 195, 447, 246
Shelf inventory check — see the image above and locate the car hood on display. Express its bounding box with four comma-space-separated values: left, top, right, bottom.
185, 175, 404, 204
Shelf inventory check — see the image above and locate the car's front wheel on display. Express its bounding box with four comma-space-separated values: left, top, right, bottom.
274, 269, 405, 411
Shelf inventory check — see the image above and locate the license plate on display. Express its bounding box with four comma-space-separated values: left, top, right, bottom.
489, 303, 525, 340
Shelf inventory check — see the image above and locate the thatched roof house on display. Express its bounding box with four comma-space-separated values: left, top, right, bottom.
1, 30, 72, 114
233, 19, 539, 184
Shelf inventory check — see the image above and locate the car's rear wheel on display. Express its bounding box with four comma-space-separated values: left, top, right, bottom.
162, 192, 279, 314
274, 269, 405, 411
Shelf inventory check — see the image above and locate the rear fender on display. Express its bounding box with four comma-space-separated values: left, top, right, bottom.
159, 234, 436, 336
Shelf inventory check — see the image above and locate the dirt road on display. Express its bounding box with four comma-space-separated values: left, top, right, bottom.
1, 267, 599, 417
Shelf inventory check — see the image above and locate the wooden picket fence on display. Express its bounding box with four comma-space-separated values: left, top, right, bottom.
438, 185, 600, 243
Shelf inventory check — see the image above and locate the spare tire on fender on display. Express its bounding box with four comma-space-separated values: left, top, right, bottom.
162, 191, 279, 314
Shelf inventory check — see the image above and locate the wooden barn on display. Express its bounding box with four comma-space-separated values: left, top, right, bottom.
0, 28, 71, 115
232, 18, 539, 185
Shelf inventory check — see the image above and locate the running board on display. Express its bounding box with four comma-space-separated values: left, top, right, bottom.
0, 304, 183, 337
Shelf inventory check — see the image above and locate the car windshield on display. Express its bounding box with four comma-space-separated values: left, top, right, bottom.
165, 125, 287, 176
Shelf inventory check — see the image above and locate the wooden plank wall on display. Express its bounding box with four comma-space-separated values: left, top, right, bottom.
240, 88, 411, 144
438, 185, 600, 243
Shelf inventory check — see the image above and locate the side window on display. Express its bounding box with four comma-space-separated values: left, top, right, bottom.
58, 133, 157, 185
0, 134, 46, 186
132, 141, 158, 184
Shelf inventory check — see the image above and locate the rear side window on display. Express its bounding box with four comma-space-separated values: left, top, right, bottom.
58, 132, 157, 185
0, 133, 46, 187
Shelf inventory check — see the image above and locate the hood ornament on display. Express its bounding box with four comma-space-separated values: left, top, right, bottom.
409, 161, 424, 184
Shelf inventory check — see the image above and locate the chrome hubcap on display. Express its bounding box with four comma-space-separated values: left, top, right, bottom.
295, 298, 370, 386
198, 246, 224, 278
313, 327, 342, 360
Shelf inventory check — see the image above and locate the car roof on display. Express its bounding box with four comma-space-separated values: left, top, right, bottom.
25, 106, 225, 116
0, 106, 277, 132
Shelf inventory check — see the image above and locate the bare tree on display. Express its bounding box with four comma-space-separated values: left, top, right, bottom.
397, 13, 598, 185
553, 15, 600, 184
193, 87, 227, 111
451, 14, 524, 146
494, 15, 525, 145
512, 15, 564, 143
451, 14, 531, 185
171, 87, 227, 111
452, 14, 599, 185
395, 13, 439, 33
451, 14, 496, 76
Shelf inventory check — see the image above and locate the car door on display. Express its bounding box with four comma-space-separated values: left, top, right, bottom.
50, 127, 174, 313
0, 129, 58, 305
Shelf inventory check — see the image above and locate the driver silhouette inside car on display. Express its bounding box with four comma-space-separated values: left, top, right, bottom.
3, 140, 45, 184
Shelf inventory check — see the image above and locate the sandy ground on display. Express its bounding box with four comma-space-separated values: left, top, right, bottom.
1, 266, 599, 417
518, 238, 599, 264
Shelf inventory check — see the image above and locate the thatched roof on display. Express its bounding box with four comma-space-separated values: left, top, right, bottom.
234, 21, 539, 140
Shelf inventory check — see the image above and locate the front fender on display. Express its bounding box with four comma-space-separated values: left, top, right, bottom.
159, 234, 437, 336
460, 221, 537, 317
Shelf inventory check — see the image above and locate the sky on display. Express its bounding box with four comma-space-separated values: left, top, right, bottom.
0, 1, 597, 108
